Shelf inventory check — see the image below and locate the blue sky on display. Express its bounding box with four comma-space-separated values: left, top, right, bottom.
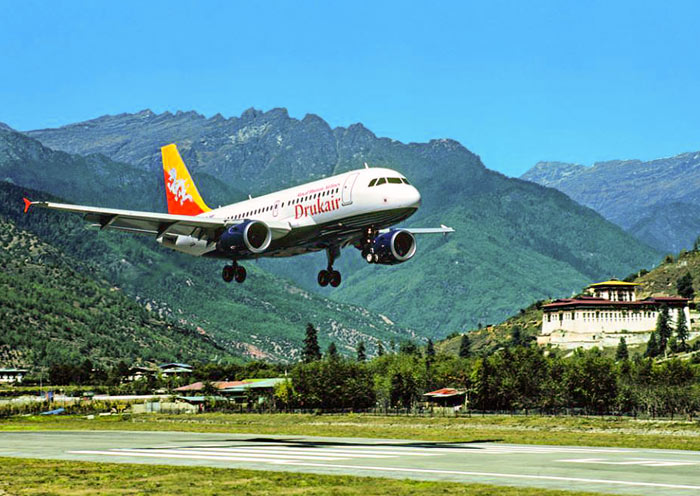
1, 0, 699, 176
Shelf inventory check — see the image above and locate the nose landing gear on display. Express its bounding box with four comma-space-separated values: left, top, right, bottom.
361, 227, 379, 263
318, 246, 342, 287
222, 262, 246, 283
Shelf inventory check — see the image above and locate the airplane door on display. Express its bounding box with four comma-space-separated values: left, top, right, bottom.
273, 200, 280, 217
342, 173, 359, 206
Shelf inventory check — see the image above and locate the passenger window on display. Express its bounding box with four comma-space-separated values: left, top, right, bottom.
388, 177, 402, 184
369, 178, 377, 187
376, 178, 386, 185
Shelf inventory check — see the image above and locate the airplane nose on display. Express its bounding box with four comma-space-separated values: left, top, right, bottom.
410, 186, 421, 208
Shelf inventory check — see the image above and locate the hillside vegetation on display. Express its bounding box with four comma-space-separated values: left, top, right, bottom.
0, 218, 229, 367
636, 249, 700, 302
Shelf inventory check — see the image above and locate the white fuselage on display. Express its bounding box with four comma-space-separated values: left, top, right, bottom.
165, 167, 421, 257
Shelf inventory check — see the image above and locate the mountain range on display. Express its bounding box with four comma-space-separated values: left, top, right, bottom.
0, 109, 663, 364
521, 153, 700, 253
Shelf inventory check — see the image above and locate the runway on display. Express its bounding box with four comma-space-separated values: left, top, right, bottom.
2, 430, 700, 495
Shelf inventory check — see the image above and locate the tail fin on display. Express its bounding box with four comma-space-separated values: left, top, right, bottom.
161, 144, 211, 216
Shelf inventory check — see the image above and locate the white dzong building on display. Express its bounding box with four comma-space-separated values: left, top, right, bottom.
537, 280, 694, 350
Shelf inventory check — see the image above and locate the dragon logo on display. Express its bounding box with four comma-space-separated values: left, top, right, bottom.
167, 167, 194, 205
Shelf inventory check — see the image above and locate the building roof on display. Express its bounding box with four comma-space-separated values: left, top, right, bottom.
220, 378, 287, 393
0, 369, 28, 373
129, 366, 155, 373
174, 381, 250, 392
423, 388, 466, 398
159, 363, 192, 369
543, 296, 688, 310
587, 280, 639, 288
176, 395, 228, 403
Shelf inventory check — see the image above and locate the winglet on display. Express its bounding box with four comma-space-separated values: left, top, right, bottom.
22, 197, 32, 214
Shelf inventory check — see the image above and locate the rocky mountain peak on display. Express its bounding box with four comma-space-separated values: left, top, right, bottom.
521, 161, 587, 186
241, 107, 262, 120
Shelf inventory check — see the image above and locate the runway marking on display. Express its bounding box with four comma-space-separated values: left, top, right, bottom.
69, 450, 304, 464
280, 462, 700, 491
114, 449, 347, 461
68, 444, 442, 464
559, 457, 700, 467
176, 447, 418, 458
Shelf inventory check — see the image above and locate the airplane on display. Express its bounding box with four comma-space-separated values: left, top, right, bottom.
23, 144, 454, 287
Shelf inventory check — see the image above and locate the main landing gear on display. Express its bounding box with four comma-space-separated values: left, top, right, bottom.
222, 262, 246, 284
318, 246, 342, 287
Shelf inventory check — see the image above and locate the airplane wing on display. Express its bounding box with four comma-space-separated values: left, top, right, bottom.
380, 224, 455, 235
24, 198, 228, 239
24, 198, 293, 241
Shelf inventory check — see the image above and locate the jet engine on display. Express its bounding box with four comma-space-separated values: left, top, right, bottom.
369, 229, 417, 264
217, 220, 272, 254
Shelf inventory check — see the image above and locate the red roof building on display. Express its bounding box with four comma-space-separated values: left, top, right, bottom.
423, 388, 467, 408
174, 381, 250, 392
538, 279, 692, 350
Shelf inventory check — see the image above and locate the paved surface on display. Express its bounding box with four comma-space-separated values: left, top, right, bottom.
2, 431, 700, 495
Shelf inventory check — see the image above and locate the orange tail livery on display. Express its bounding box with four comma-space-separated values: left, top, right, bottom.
161, 144, 211, 216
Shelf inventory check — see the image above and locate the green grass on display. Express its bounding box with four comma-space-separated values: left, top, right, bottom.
2, 412, 700, 450
0, 457, 611, 496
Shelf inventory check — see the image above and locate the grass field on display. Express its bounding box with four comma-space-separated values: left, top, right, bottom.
0, 457, 611, 496
2, 412, 700, 450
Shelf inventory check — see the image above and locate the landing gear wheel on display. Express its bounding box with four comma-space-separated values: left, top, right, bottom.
365, 252, 374, 263
318, 269, 330, 287
234, 265, 247, 283
222, 265, 235, 283
329, 270, 341, 287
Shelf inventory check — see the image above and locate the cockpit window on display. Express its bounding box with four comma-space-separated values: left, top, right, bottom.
368, 178, 377, 187
401, 178, 410, 185
388, 177, 402, 184
376, 178, 386, 185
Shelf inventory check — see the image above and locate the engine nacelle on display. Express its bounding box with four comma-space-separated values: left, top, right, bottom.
371, 229, 417, 265
217, 220, 271, 255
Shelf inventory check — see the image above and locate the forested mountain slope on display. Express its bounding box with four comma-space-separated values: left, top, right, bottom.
24, 109, 661, 334
0, 217, 231, 367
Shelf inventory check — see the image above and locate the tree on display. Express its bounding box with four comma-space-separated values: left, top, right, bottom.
426, 339, 435, 358
326, 342, 338, 359
376, 341, 385, 356
656, 305, 672, 356
356, 341, 366, 362
202, 380, 218, 396
459, 334, 471, 358
399, 340, 419, 356
615, 337, 629, 361
694, 235, 700, 252
302, 323, 322, 363
79, 359, 94, 385
645, 331, 660, 358
676, 272, 695, 300
510, 325, 523, 347
676, 308, 689, 351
